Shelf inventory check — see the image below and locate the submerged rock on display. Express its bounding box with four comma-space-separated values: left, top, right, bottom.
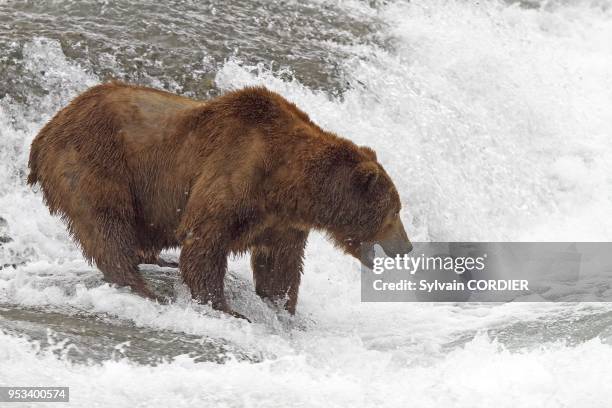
0, 216, 11, 244
0, 307, 260, 365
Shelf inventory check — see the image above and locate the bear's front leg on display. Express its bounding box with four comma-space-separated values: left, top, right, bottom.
251, 229, 308, 314
179, 232, 248, 321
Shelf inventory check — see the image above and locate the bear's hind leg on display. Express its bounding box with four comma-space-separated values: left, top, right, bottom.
62, 185, 157, 300
77, 215, 157, 300
251, 229, 308, 314
93, 223, 157, 299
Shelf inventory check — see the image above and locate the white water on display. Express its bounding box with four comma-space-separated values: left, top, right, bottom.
1, 0, 612, 406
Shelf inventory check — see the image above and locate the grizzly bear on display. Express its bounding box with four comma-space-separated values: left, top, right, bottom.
28, 82, 412, 319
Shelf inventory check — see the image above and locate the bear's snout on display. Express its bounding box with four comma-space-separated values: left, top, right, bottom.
379, 218, 413, 258
357, 218, 413, 270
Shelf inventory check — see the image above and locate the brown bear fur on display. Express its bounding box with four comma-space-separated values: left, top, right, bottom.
28, 82, 411, 318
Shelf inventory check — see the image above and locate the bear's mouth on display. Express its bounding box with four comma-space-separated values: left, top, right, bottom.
359, 244, 377, 270
359, 220, 413, 270
359, 240, 414, 271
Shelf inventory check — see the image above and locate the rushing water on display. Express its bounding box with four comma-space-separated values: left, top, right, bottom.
1, 0, 612, 406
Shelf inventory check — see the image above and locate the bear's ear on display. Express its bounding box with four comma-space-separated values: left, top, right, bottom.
352, 162, 380, 193
360, 146, 377, 161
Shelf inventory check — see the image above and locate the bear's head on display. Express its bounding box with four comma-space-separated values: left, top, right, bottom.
306, 143, 413, 268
